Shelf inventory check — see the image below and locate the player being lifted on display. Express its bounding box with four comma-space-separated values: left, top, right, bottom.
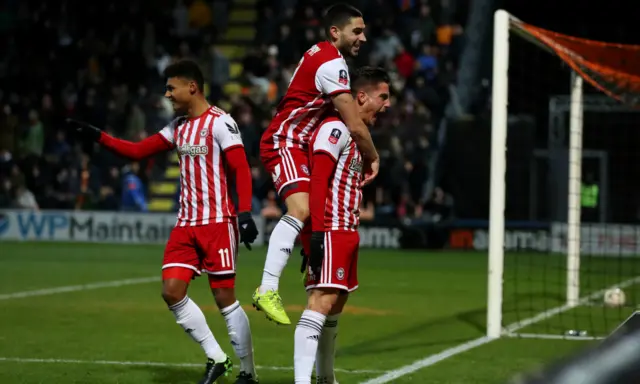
254, 3, 380, 325
66, 61, 259, 384
295, 67, 391, 384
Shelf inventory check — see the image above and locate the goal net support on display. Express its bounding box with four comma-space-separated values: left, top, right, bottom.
488, 10, 640, 340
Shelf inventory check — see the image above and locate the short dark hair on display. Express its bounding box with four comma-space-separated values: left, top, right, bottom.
351, 67, 390, 93
322, 3, 363, 37
163, 60, 205, 93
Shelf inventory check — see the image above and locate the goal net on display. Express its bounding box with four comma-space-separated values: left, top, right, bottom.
488, 10, 640, 341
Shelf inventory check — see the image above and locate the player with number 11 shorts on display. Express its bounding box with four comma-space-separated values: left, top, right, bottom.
66, 60, 259, 384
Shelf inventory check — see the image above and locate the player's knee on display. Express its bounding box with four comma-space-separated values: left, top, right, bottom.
308, 288, 340, 315
209, 275, 236, 308
290, 206, 310, 222
212, 287, 236, 309
161, 280, 188, 306
330, 292, 349, 315
286, 195, 310, 222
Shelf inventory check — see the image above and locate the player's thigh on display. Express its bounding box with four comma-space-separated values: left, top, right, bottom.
262, 148, 311, 204
162, 226, 201, 279
195, 222, 238, 283
284, 190, 310, 221
305, 231, 359, 292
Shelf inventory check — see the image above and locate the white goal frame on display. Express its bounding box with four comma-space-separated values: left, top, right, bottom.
487, 10, 585, 339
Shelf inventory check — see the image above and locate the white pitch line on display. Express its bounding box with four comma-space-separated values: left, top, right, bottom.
360, 275, 640, 384
358, 337, 493, 384
0, 276, 158, 300
0, 357, 383, 374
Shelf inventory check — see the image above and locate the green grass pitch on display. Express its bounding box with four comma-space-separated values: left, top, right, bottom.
1, 241, 632, 383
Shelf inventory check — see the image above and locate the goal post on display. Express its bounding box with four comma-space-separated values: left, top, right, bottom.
567, 71, 584, 309
486, 9, 510, 340
487, 9, 640, 340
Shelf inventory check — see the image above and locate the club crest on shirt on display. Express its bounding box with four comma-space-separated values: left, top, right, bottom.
200, 127, 209, 137
328, 128, 342, 144
336, 267, 345, 280
338, 69, 348, 85
301, 164, 310, 175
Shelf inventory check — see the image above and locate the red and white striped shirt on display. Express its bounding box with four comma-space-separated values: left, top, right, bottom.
261, 41, 351, 151
159, 107, 244, 226
310, 117, 363, 231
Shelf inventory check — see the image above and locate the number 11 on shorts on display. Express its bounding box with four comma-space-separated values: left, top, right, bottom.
218, 248, 233, 268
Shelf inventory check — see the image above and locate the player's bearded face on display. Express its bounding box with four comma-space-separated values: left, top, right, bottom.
359, 82, 391, 125
164, 77, 195, 113
337, 17, 366, 57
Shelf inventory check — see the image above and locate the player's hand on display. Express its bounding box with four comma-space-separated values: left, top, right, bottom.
65, 118, 102, 143
309, 231, 325, 279
238, 211, 258, 250
362, 156, 380, 186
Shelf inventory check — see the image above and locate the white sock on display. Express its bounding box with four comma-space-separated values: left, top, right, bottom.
294, 309, 326, 384
221, 301, 256, 377
260, 215, 303, 293
169, 296, 227, 362
316, 313, 340, 383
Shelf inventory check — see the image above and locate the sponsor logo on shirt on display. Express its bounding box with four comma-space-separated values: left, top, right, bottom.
178, 144, 209, 156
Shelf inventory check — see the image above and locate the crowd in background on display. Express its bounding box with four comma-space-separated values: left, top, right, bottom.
0, 0, 459, 224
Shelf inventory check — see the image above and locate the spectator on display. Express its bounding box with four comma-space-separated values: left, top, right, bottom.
0, 179, 12, 208
20, 109, 44, 158
423, 187, 455, 224
121, 162, 147, 212
394, 46, 415, 79
208, 45, 230, 103
14, 183, 39, 211
261, 190, 282, 220
188, 0, 212, 30
373, 28, 403, 63
256, 7, 278, 46
416, 44, 438, 83
416, 5, 437, 47
49, 131, 71, 161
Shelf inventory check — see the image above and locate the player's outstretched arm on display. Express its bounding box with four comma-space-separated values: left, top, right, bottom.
330, 93, 379, 185
66, 119, 173, 160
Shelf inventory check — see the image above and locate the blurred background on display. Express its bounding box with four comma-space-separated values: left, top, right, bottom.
1, 0, 638, 237
0, 0, 466, 227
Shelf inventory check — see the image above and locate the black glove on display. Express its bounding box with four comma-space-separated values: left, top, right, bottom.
309, 231, 325, 279
238, 211, 258, 250
66, 118, 102, 143
300, 248, 307, 274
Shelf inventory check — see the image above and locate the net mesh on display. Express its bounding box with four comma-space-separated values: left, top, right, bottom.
500, 18, 640, 339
